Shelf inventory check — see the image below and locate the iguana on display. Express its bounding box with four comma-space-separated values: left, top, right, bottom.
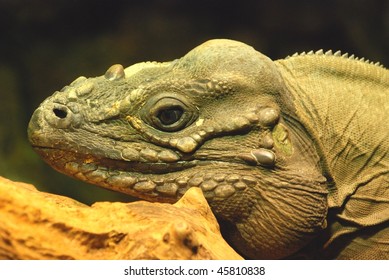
28, 39, 389, 259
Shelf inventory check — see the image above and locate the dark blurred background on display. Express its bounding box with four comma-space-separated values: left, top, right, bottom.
0, 0, 388, 204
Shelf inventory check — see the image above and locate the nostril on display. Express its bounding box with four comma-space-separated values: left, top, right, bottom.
53, 108, 68, 119
44, 103, 78, 129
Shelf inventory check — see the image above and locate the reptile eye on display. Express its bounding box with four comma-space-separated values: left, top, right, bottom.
142, 94, 198, 132
157, 107, 184, 126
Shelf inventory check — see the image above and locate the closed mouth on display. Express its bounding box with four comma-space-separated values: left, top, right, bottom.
34, 146, 198, 174
31, 146, 257, 203
32, 146, 198, 175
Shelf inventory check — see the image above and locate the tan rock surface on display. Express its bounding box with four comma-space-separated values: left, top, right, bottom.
0, 176, 242, 260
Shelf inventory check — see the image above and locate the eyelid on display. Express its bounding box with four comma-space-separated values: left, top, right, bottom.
150, 99, 187, 131
141, 93, 198, 132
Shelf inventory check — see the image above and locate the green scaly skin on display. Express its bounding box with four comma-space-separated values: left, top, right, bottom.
28, 39, 389, 259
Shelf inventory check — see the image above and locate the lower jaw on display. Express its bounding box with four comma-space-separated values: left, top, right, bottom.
34, 147, 255, 202
60, 159, 255, 203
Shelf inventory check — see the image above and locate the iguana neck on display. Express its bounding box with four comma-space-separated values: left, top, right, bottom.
276, 55, 389, 213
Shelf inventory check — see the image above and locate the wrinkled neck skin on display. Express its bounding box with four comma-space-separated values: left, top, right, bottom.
213, 108, 328, 259
277, 55, 389, 254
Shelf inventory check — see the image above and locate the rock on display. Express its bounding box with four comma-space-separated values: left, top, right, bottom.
0, 176, 242, 260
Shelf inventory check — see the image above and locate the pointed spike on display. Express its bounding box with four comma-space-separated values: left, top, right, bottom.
341, 52, 349, 58
315, 49, 324, 55
300, 51, 306, 55
334, 50, 341, 56
292, 52, 299, 57
325, 50, 333, 55
307, 50, 314, 55
349, 54, 355, 59
359, 57, 365, 62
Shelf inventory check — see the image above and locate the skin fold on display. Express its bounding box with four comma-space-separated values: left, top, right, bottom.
28, 39, 389, 259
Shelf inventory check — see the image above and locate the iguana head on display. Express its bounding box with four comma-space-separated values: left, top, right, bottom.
28, 39, 328, 259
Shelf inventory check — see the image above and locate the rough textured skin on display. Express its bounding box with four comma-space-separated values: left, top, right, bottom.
28, 39, 389, 259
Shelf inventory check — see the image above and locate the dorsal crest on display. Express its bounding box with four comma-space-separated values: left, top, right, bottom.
285, 49, 385, 69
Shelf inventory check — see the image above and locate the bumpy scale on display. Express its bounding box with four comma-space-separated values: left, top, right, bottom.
28, 39, 389, 259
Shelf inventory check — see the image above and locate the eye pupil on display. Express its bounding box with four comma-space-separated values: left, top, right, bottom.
158, 107, 183, 126
142, 95, 197, 132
